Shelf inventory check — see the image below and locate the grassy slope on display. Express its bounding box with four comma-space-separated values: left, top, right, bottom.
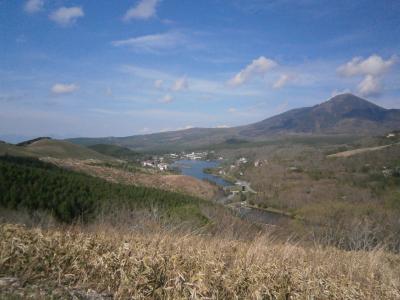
0, 139, 116, 161
25, 139, 115, 160
1, 223, 399, 299
0, 139, 219, 201
87, 143, 141, 160
0, 142, 35, 157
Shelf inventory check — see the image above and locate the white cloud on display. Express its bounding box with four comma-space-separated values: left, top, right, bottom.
273, 73, 294, 89
51, 83, 79, 95
357, 75, 382, 97
112, 31, 184, 52
337, 55, 397, 77
119, 64, 265, 98
215, 124, 229, 128
123, 0, 159, 21
159, 94, 173, 103
49, 7, 84, 26
337, 54, 397, 97
229, 56, 278, 86
172, 76, 188, 91
228, 107, 237, 113
154, 79, 163, 89
24, 0, 44, 14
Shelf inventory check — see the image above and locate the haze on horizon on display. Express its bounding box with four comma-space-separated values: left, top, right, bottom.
1, 0, 399, 142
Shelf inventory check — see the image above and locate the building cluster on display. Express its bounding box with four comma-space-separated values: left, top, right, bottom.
142, 158, 169, 171
141, 150, 219, 171
167, 151, 213, 160
237, 157, 248, 164
382, 166, 400, 177
254, 159, 269, 167
386, 132, 397, 138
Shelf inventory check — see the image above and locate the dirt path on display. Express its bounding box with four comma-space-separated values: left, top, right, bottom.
327, 143, 400, 158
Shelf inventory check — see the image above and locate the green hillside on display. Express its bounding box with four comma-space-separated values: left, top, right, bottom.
0, 138, 115, 161
0, 142, 35, 157
88, 144, 141, 160
0, 156, 208, 224
25, 139, 115, 160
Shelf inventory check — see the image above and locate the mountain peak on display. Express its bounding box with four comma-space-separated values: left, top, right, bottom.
317, 93, 384, 113
327, 93, 370, 104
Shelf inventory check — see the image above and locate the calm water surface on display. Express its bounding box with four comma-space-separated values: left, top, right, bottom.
172, 160, 290, 225
171, 159, 231, 186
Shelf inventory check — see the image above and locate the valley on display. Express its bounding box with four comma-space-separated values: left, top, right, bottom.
3, 1, 400, 297
1, 94, 400, 298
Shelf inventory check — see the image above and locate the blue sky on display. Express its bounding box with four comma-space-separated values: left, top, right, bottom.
1, 0, 399, 141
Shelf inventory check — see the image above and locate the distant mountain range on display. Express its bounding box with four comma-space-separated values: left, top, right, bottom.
68, 94, 400, 151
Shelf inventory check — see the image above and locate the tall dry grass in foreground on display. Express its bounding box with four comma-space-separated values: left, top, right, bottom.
1, 223, 400, 299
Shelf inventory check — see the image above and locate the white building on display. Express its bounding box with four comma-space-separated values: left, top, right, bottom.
157, 163, 168, 171
142, 161, 155, 168
238, 157, 248, 164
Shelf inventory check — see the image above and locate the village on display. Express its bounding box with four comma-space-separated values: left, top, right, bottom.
140, 150, 264, 208
140, 151, 215, 171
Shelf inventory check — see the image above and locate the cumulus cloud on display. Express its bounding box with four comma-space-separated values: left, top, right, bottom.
123, 0, 159, 21
49, 7, 84, 26
158, 94, 173, 103
273, 73, 294, 89
357, 75, 382, 97
337, 55, 397, 97
337, 55, 397, 77
24, 0, 44, 14
229, 56, 277, 86
172, 76, 188, 91
112, 31, 184, 53
154, 79, 163, 89
51, 83, 79, 95
228, 108, 237, 113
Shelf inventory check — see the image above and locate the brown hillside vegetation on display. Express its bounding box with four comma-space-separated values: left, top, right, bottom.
1, 223, 400, 299
42, 157, 218, 200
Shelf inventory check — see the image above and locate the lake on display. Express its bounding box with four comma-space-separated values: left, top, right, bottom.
171, 159, 231, 186
172, 159, 291, 225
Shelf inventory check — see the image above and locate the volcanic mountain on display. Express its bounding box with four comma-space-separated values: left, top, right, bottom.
239, 93, 400, 136
68, 94, 400, 151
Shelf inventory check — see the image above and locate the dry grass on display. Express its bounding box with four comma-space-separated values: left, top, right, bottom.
1, 223, 400, 299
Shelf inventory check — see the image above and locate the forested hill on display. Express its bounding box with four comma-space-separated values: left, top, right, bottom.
0, 156, 208, 224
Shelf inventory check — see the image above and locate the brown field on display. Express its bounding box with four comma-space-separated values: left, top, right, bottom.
1, 222, 400, 299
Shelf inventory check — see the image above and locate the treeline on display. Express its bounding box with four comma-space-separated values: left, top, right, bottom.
0, 156, 205, 223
